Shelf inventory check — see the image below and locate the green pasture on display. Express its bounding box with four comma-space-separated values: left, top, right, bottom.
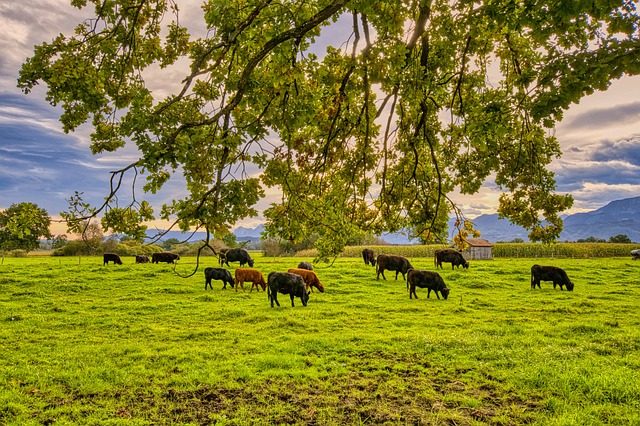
1, 255, 639, 425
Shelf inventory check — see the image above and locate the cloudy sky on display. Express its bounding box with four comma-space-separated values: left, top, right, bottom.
1, 1, 639, 236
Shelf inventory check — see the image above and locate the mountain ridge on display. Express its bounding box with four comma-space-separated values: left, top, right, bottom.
146, 196, 640, 244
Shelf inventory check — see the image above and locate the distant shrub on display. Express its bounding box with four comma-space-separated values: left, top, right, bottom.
261, 238, 295, 257
53, 241, 95, 256
4, 249, 29, 258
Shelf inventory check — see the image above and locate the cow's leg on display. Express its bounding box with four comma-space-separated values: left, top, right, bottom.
290, 294, 295, 307
271, 291, 280, 307
395, 270, 400, 280
378, 268, 386, 280
427, 288, 432, 298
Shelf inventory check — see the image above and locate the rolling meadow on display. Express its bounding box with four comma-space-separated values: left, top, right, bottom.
1, 253, 639, 425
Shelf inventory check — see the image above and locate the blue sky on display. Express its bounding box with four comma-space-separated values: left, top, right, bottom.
1, 0, 639, 236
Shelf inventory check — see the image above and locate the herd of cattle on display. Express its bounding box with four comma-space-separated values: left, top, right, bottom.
102, 245, 587, 307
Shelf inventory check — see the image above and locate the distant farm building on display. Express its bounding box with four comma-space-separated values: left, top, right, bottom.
463, 238, 493, 260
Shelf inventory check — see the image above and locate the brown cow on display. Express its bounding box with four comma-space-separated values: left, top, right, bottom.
287, 268, 325, 293
234, 268, 267, 292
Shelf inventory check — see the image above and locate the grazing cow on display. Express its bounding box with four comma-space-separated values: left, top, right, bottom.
362, 248, 376, 266
631, 249, 640, 260
288, 268, 325, 293
152, 252, 180, 264
267, 272, 309, 307
204, 267, 234, 290
103, 253, 123, 266
434, 249, 469, 269
234, 268, 267, 292
297, 261, 314, 270
218, 248, 230, 266
135, 254, 150, 264
220, 248, 254, 267
376, 254, 414, 280
530, 265, 574, 291
407, 269, 450, 300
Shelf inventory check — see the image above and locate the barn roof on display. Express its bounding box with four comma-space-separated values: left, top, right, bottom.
466, 238, 493, 247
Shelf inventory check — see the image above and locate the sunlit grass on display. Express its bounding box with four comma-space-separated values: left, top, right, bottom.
1, 255, 639, 424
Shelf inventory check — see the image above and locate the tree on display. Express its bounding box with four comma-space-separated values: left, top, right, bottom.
18, 0, 640, 259
0, 202, 52, 252
578, 236, 606, 243
609, 234, 632, 244
80, 221, 105, 254
51, 235, 68, 249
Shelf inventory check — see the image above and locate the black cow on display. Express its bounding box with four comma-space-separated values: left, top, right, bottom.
434, 249, 469, 269
267, 272, 309, 307
220, 248, 254, 267
631, 249, 640, 260
152, 252, 180, 264
362, 248, 376, 266
103, 253, 122, 266
530, 265, 574, 291
407, 269, 450, 300
218, 248, 230, 266
376, 254, 413, 280
135, 255, 150, 264
297, 261, 314, 270
204, 267, 234, 290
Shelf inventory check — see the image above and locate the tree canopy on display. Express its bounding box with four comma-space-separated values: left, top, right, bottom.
18, 0, 640, 258
0, 202, 52, 252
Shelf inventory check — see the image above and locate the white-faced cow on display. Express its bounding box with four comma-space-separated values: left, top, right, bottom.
631, 249, 640, 260
530, 265, 574, 291
135, 254, 150, 264
376, 254, 413, 280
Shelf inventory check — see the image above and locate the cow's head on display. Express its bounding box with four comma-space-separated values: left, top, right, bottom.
441, 287, 450, 300
463, 261, 469, 269
258, 277, 267, 290
314, 280, 325, 293
566, 282, 574, 291
248, 259, 255, 267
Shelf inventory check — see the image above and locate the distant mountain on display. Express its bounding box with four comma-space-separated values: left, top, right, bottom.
144, 197, 640, 245
559, 196, 640, 242
233, 224, 265, 239
469, 196, 640, 243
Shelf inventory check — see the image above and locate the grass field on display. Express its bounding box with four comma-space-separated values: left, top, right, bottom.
1, 254, 639, 425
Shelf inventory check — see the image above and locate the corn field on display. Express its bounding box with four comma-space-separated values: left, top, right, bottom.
296, 243, 637, 260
